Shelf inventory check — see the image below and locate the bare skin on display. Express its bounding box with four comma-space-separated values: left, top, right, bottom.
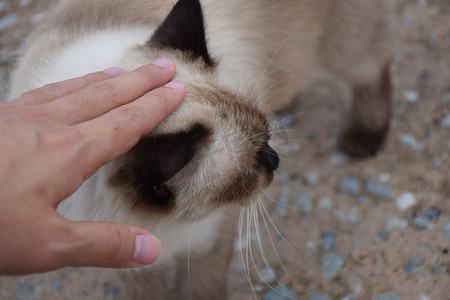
0, 58, 186, 275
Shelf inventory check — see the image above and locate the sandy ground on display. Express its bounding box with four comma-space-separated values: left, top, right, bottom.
0, 0, 449, 299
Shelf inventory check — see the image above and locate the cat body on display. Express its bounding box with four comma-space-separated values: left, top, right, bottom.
8, 0, 395, 298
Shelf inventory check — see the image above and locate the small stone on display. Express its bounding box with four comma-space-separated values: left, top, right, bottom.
399, 134, 425, 151
306, 240, 315, 249
385, 218, 409, 230
321, 253, 344, 279
306, 172, 319, 186
0, 14, 18, 32
404, 90, 419, 102
276, 194, 289, 217
419, 296, 430, 300
404, 258, 421, 274
441, 115, 450, 127
442, 221, 450, 241
330, 152, 348, 165
20, 0, 31, 6
396, 192, 416, 211
296, 190, 312, 213
334, 210, 359, 223
357, 196, 367, 205
413, 216, 433, 230
417, 0, 427, 6
378, 173, 391, 183
339, 176, 361, 196
318, 197, 333, 209
104, 284, 120, 297
15, 281, 36, 300
309, 291, 332, 300
366, 178, 391, 198
422, 209, 440, 220
257, 268, 277, 284
341, 296, 356, 300
403, 16, 414, 27
320, 230, 337, 250
378, 230, 390, 240
433, 159, 443, 168
263, 285, 294, 300
431, 264, 445, 274
376, 293, 400, 300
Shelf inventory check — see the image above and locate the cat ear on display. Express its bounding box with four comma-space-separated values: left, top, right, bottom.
149, 0, 214, 66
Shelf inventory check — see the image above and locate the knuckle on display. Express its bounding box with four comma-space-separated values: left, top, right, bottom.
104, 224, 127, 264
117, 104, 146, 124
90, 80, 124, 101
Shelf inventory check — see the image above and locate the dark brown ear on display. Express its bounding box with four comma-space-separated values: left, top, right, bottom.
149, 0, 214, 66
110, 124, 210, 212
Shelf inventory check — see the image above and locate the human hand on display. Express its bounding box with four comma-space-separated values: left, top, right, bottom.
0, 58, 185, 274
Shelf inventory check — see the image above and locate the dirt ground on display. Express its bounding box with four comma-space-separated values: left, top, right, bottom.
0, 0, 449, 299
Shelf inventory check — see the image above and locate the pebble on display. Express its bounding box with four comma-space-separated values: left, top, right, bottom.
357, 196, 367, 205
309, 291, 332, 300
296, 190, 312, 213
263, 285, 294, 300
441, 115, 450, 127
378, 173, 391, 183
422, 209, 440, 220
404, 90, 419, 102
399, 134, 425, 151
396, 192, 416, 211
276, 194, 289, 217
321, 253, 344, 279
366, 178, 391, 198
404, 258, 421, 274
442, 220, 450, 241
306, 172, 319, 186
104, 284, 120, 297
334, 210, 359, 223
257, 268, 277, 284
0, 14, 18, 32
341, 296, 356, 300
431, 264, 445, 274
320, 230, 337, 250
330, 152, 348, 165
15, 281, 36, 300
376, 293, 400, 300
378, 230, 390, 240
433, 159, 443, 168
403, 16, 415, 27
339, 176, 361, 196
385, 218, 409, 230
413, 216, 433, 230
419, 296, 430, 300
20, 0, 31, 6
318, 197, 333, 210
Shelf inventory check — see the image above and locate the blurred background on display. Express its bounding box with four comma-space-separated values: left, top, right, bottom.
0, 0, 449, 299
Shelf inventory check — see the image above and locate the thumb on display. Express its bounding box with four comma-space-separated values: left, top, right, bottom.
56, 221, 161, 269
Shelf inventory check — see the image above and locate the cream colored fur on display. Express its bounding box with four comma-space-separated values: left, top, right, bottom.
8, 0, 395, 298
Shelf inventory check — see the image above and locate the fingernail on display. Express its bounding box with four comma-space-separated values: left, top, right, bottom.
133, 234, 161, 265
164, 81, 184, 89
103, 67, 124, 77
151, 58, 173, 69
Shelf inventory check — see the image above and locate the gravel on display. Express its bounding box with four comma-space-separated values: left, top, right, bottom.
263, 285, 294, 300
404, 258, 421, 274
365, 178, 391, 198
399, 134, 425, 151
320, 230, 337, 250
257, 268, 277, 284
296, 190, 312, 213
385, 218, 409, 230
376, 293, 400, 300
441, 220, 450, 241
338, 177, 361, 196
309, 291, 332, 300
413, 216, 433, 230
396, 192, 416, 211
321, 253, 344, 279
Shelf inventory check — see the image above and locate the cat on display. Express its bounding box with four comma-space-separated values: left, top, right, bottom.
8, 0, 395, 298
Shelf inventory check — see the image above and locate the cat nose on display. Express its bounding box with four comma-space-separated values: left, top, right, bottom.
257, 143, 279, 172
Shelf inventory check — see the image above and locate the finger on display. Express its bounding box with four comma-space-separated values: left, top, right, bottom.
74, 81, 185, 173
47, 58, 177, 125
9, 70, 119, 106
54, 221, 161, 269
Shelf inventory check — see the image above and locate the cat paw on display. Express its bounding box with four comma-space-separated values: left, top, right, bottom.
339, 125, 389, 158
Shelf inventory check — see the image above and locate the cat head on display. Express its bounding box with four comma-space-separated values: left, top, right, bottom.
106, 0, 280, 221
